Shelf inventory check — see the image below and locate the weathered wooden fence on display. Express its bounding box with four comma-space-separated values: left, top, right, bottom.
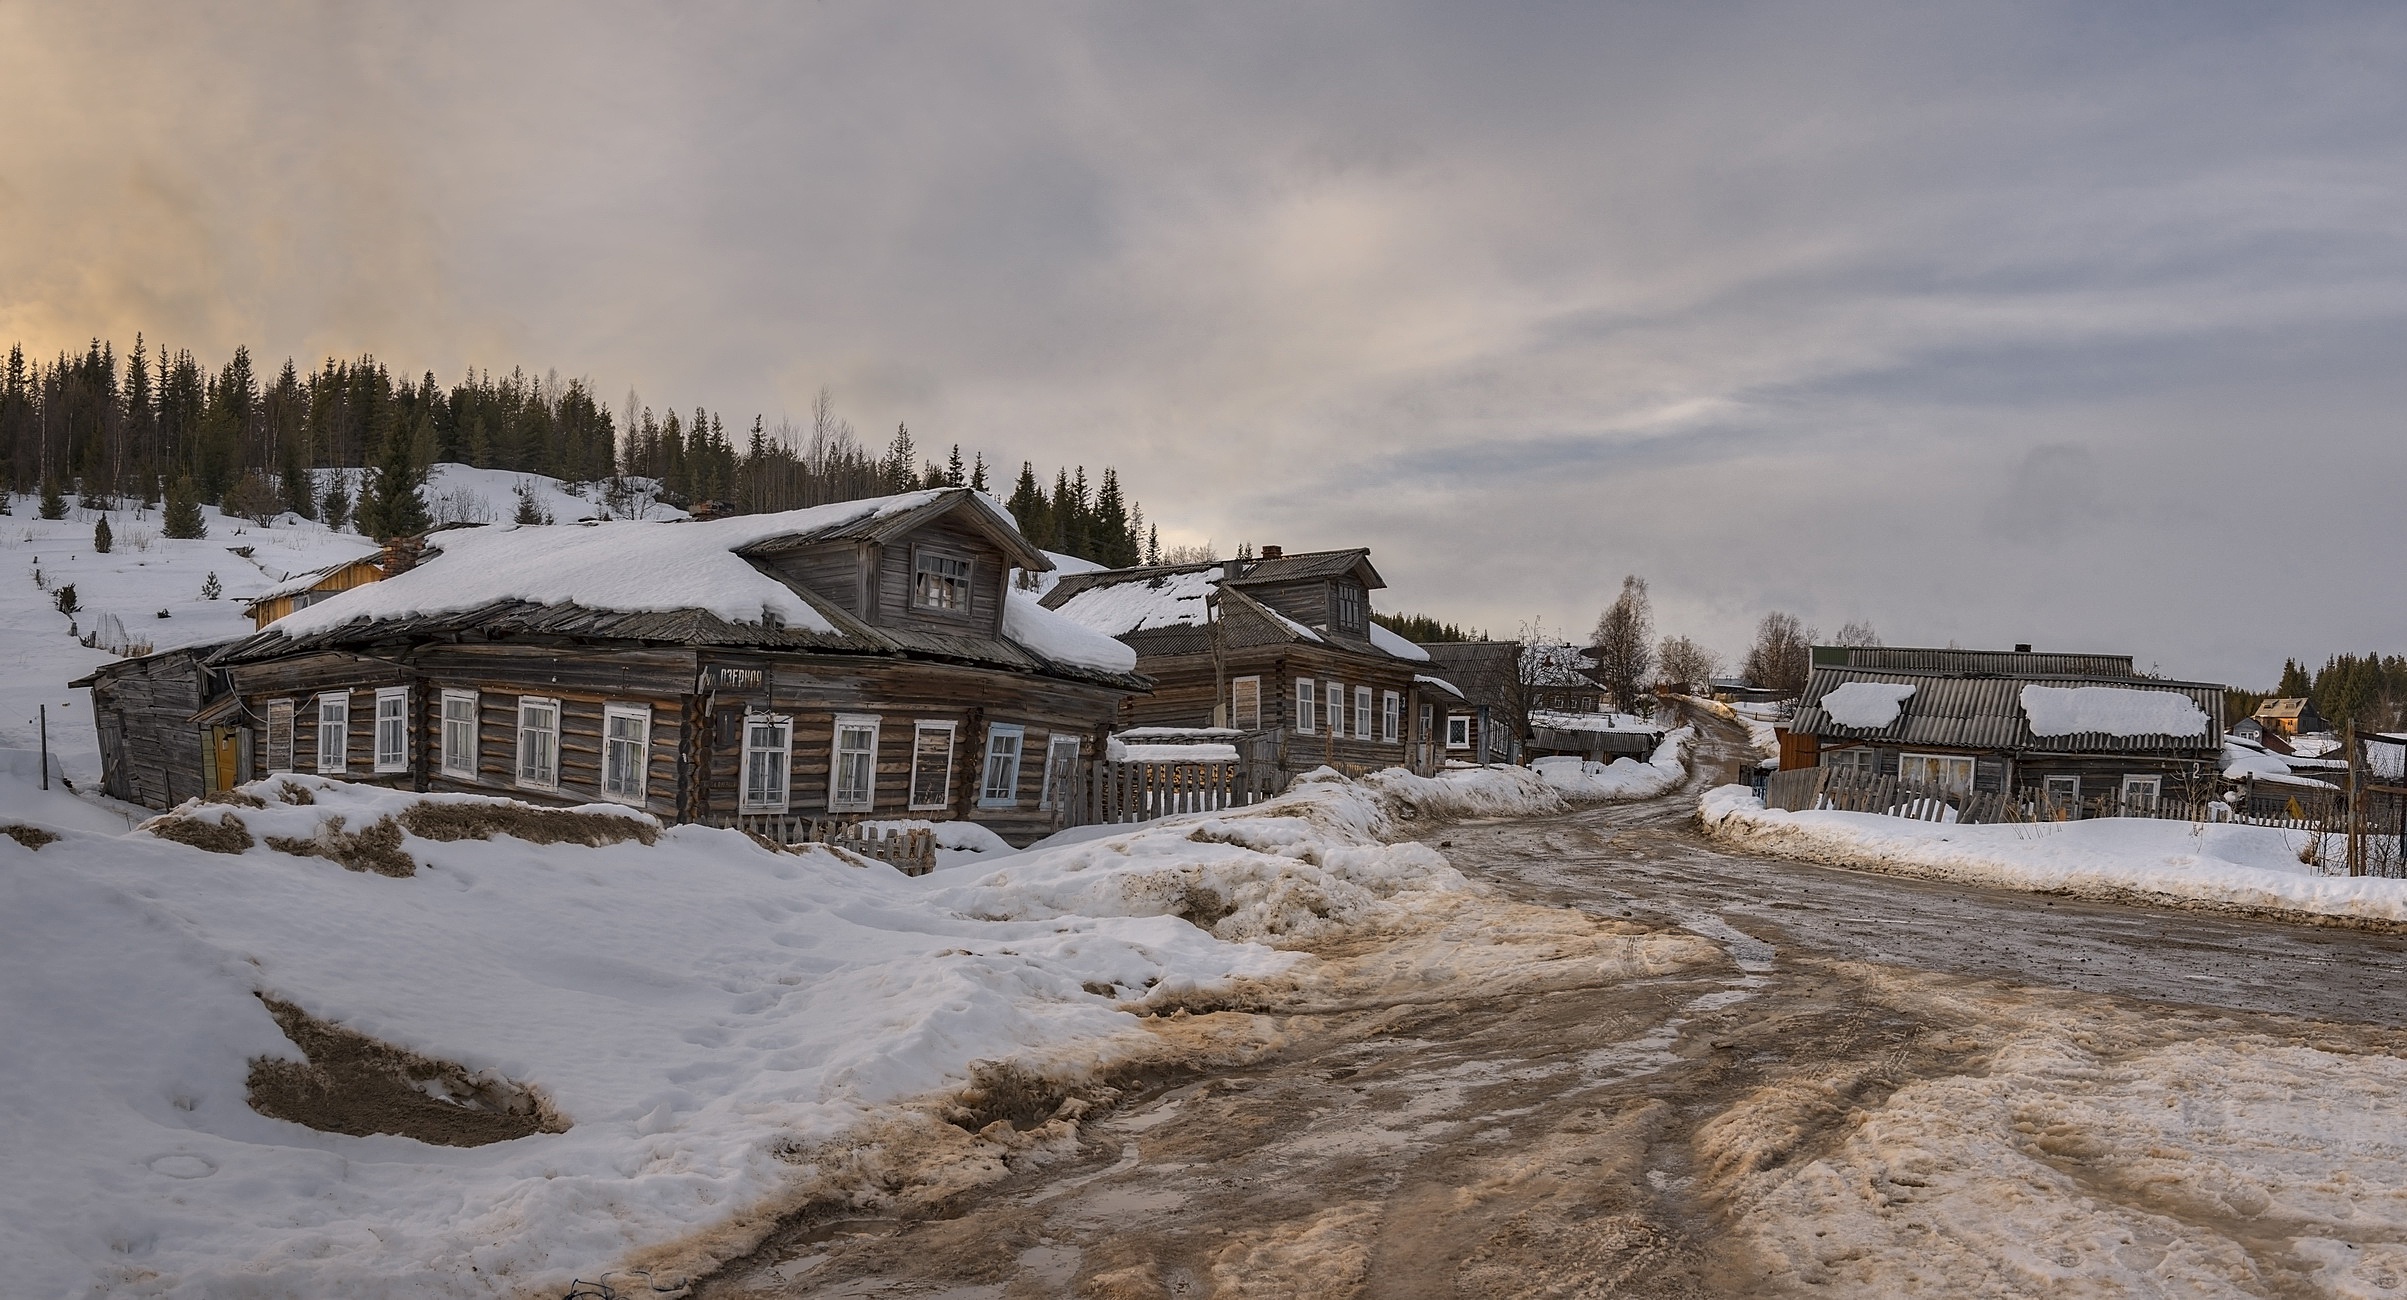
1073, 758, 1260, 827
1765, 764, 2336, 833
706, 813, 937, 875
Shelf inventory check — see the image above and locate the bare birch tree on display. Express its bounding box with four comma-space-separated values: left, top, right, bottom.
1590, 575, 1655, 713
1657, 635, 1721, 694
1743, 611, 1817, 697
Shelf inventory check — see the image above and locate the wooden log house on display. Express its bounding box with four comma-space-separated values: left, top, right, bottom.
1039, 546, 1457, 787
1782, 645, 2226, 815
97, 489, 1149, 845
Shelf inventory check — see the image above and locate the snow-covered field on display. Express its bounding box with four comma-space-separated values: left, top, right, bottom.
0, 729, 1693, 1297
1699, 785, 2407, 926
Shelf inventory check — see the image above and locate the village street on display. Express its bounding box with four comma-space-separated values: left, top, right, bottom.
699, 715, 2407, 1299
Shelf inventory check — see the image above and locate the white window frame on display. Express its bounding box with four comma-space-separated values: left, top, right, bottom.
1294, 679, 1315, 735
740, 712, 793, 813
1822, 746, 1876, 775
829, 713, 881, 813
514, 696, 561, 792
1380, 690, 1400, 744
1898, 751, 1976, 797
1354, 686, 1372, 740
439, 689, 479, 779
373, 686, 409, 774
601, 703, 651, 805
265, 699, 295, 773
907, 720, 958, 812
1038, 734, 1081, 811
1326, 681, 1344, 736
979, 723, 1025, 807
316, 692, 350, 775
1231, 676, 1261, 731
2120, 774, 2162, 810
2043, 773, 2081, 806
1446, 714, 1471, 750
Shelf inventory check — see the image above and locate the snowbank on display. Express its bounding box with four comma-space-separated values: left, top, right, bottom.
0, 776, 1287, 1297
1698, 785, 2407, 926
1351, 728, 1693, 823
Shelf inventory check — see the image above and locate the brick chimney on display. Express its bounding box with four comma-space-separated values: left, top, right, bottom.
1260, 544, 1283, 560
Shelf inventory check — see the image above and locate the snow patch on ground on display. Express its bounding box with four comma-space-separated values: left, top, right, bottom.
1699, 785, 2407, 925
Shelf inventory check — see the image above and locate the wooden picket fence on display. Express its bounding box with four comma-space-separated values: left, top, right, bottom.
1764, 764, 2335, 833
708, 813, 938, 875
1073, 757, 1262, 827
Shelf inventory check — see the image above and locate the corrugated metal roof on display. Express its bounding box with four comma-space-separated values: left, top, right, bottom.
1793, 665, 2223, 754
1817, 646, 2138, 677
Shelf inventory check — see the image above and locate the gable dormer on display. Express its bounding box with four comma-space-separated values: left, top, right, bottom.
740, 489, 1048, 641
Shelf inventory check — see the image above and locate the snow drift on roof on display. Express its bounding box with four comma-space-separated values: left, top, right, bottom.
2019, 685, 2210, 739
247, 550, 385, 604
1003, 588, 1139, 674
1822, 681, 1917, 730
1045, 567, 1222, 637
269, 490, 1008, 639
1415, 674, 1465, 699
1368, 622, 1430, 662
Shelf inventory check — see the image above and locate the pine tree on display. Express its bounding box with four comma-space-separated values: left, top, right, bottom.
320, 472, 352, 531
946, 444, 965, 488
163, 476, 206, 538
2277, 659, 2312, 699
93, 516, 111, 553
1146, 524, 1160, 565
513, 480, 552, 525
357, 411, 433, 540
969, 453, 988, 493
38, 475, 66, 520
1006, 462, 1049, 544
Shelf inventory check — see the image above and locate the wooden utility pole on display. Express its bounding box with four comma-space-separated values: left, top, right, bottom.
2347, 723, 2365, 877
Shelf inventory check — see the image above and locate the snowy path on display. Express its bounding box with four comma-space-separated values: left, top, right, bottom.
695, 713, 2407, 1298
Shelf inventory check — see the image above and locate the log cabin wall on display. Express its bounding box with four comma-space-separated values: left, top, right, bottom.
756, 541, 866, 620
703, 652, 1123, 844
1239, 579, 1332, 631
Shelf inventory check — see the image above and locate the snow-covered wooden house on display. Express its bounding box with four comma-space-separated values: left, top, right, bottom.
132, 489, 1146, 844
1783, 645, 2225, 814
1039, 546, 1453, 786
239, 552, 388, 630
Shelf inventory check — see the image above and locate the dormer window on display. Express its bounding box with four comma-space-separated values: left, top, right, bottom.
1334, 580, 1365, 633
913, 548, 973, 614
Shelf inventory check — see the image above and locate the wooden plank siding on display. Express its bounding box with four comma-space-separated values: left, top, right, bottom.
219, 642, 1122, 845
83, 647, 219, 808
1105, 643, 1427, 783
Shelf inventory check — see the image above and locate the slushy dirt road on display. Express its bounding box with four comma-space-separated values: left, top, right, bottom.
696, 717, 2407, 1298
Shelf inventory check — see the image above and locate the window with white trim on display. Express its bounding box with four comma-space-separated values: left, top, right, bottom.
1446, 714, 1471, 749
440, 690, 479, 779
602, 703, 651, 804
265, 699, 294, 773
1898, 752, 1974, 797
740, 713, 792, 812
2120, 773, 2162, 810
907, 721, 957, 811
373, 686, 409, 773
1038, 734, 1081, 811
2043, 773, 2080, 807
1231, 676, 1261, 730
1354, 686, 1372, 739
316, 692, 349, 774
1821, 746, 1876, 775
1326, 681, 1344, 736
1294, 679, 1315, 735
912, 548, 973, 613
979, 724, 1025, 806
514, 696, 561, 791
1380, 691, 1400, 743
829, 713, 881, 812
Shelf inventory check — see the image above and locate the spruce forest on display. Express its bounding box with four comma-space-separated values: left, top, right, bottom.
0, 337, 1161, 567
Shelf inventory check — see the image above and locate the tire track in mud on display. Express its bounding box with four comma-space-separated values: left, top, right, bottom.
689, 713, 2407, 1298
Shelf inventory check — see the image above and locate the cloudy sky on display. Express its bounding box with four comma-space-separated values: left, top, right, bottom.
4, 2, 2403, 685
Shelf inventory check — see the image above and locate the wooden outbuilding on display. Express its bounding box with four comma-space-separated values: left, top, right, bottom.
93, 489, 1148, 845
1040, 545, 1453, 787
240, 552, 388, 630
2254, 697, 2328, 737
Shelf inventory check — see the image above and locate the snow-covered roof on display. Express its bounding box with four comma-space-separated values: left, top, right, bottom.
243, 550, 385, 607
2019, 685, 2210, 740
1368, 622, 1429, 662
271, 490, 1020, 640
1528, 709, 1659, 734
1822, 681, 1917, 730
1041, 564, 1221, 637
220, 489, 1139, 681
1415, 674, 1465, 699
